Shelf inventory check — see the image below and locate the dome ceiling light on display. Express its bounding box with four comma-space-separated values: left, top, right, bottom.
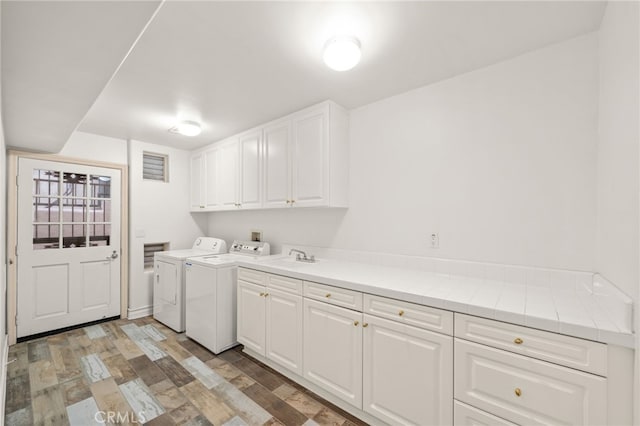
323, 36, 361, 71
169, 120, 201, 137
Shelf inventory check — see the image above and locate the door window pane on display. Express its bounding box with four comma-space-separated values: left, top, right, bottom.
33, 224, 59, 250
33, 169, 59, 196
62, 224, 86, 248
89, 224, 111, 247
63, 173, 87, 197
88, 199, 110, 222
62, 198, 86, 222
90, 175, 111, 198
32, 197, 60, 222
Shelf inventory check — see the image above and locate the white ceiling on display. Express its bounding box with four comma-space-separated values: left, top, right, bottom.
1, 0, 161, 152
3, 1, 607, 152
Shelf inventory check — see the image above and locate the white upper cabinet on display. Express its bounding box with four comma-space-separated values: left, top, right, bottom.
189, 152, 204, 210
263, 119, 292, 209
204, 149, 219, 209
190, 100, 349, 211
238, 129, 263, 209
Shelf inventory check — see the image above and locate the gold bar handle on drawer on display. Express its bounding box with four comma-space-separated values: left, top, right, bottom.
398, 310, 405, 316
325, 293, 331, 298
515, 388, 522, 397
514, 338, 523, 344
354, 321, 359, 326
363, 323, 369, 328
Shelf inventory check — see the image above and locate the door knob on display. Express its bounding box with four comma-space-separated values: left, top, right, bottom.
107, 250, 118, 260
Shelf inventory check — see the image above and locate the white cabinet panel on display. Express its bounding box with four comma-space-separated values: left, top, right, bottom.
454, 338, 607, 425
217, 140, 239, 209
263, 119, 292, 208
455, 313, 607, 375
454, 401, 517, 426
304, 281, 363, 311
303, 299, 362, 408
204, 149, 219, 209
266, 289, 303, 375
239, 129, 262, 209
363, 314, 453, 426
364, 294, 453, 335
237, 280, 266, 356
190, 153, 204, 210
292, 108, 327, 207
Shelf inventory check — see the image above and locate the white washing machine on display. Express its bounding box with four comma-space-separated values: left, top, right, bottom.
184, 240, 270, 354
153, 237, 227, 332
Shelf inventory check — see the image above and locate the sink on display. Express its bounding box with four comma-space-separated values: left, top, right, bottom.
264, 256, 320, 268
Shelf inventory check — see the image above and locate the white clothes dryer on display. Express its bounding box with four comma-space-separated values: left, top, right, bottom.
153, 237, 227, 332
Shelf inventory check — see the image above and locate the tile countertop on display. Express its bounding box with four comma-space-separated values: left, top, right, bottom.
236, 256, 635, 349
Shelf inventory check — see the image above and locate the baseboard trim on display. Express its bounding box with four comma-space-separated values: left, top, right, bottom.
128, 305, 153, 320
1, 334, 8, 424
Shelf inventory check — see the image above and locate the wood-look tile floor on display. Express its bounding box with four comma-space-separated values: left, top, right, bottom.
5, 316, 368, 426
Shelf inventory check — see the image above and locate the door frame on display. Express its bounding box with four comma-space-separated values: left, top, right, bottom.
6, 150, 129, 345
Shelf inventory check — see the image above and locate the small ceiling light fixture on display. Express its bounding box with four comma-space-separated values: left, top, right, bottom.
323, 35, 361, 71
169, 120, 202, 137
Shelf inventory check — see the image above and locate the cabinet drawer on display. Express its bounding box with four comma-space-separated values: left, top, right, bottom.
364, 294, 453, 335
455, 313, 607, 376
454, 401, 516, 426
267, 274, 302, 295
238, 268, 267, 286
304, 281, 362, 311
454, 339, 607, 425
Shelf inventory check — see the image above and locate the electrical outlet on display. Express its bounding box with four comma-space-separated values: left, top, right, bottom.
251, 230, 262, 242
430, 232, 439, 249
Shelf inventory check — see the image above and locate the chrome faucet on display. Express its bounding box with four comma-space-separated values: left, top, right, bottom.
289, 248, 316, 263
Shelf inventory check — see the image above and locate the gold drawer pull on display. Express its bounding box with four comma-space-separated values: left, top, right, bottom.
264, 293, 269, 297
325, 293, 331, 298
363, 323, 369, 328
515, 388, 522, 397
398, 310, 405, 316
354, 321, 359, 326
259, 292, 265, 297
514, 338, 523, 345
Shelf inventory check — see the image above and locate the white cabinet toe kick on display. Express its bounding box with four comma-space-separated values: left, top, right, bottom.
236, 267, 634, 426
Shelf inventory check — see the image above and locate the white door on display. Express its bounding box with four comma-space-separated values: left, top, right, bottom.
190, 153, 204, 211
362, 314, 453, 425
17, 158, 121, 337
217, 140, 239, 209
239, 129, 262, 209
237, 280, 266, 355
303, 299, 363, 408
263, 119, 292, 208
291, 107, 327, 207
266, 289, 303, 375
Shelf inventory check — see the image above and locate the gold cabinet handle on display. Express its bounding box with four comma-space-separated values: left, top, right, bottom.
200, 205, 205, 208
264, 293, 269, 297
291, 200, 296, 204
515, 388, 522, 397
363, 323, 369, 328
325, 293, 331, 298
514, 338, 523, 345
354, 321, 359, 326
398, 310, 405, 316
259, 292, 265, 297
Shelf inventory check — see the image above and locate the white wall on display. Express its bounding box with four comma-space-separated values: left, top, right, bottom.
0, 3, 7, 417
596, 1, 639, 303
58, 131, 127, 165
209, 33, 599, 271
128, 140, 207, 316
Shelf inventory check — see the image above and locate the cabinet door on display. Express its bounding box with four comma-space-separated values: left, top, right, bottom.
217, 140, 239, 209
204, 149, 219, 210
362, 314, 453, 425
291, 107, 327, 207
303, 299, 362, 408
454, 339, 607, 425
189, 153, 204, 210
266, 289, 303, 375
238, 130, 262, 209
263, 119, 292, 208
237, 280, 266, 356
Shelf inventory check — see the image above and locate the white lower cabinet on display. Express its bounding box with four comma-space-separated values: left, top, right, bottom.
454, 401, 516, 426
454, 338, 607, 425
266, 288, 303, 375
362, 314, 453, 425
303, 298, 363, 408
237, 280, 267, 355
